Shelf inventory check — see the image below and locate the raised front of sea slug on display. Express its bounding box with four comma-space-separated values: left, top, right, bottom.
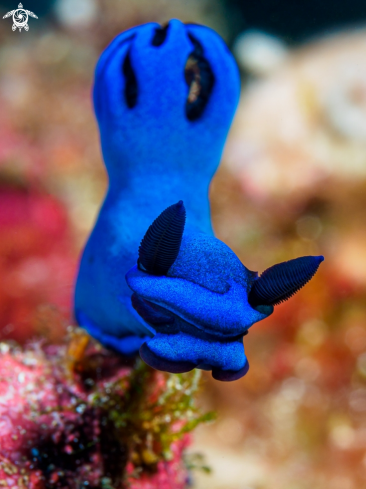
74, 20, 324, 381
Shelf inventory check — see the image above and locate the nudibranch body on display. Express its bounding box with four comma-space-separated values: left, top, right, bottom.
75, 20, 323, 381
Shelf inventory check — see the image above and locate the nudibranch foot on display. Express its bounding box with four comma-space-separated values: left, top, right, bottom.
140, 341, 196, 374
75, 311, 149, 356
140, 330, 249, 381
212, 361, 249, 382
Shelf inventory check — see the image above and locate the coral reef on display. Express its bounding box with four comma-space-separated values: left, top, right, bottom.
0, 328, 211, 488
1, 2, 366, 486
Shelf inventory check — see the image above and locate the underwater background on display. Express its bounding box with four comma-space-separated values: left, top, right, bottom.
0, 0, 366, 488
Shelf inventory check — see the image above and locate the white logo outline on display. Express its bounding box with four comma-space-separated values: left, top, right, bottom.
3, 3, 38, 32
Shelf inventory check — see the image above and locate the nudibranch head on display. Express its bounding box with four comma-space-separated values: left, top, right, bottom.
125, 202, 324, 381
128, 231, 273, 337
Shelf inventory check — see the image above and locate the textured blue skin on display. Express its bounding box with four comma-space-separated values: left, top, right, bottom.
74, 20, 273, 380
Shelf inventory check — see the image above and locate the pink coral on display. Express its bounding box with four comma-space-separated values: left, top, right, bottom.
0, 181, 75, 344
0, 330, 193, 488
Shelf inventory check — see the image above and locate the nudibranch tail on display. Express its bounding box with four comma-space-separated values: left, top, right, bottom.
248, 255, 324, 307
138, 201, 186, 275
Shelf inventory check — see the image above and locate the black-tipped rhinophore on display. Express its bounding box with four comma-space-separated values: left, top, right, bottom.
138, 201, 186, 275
248, 256, 324, 307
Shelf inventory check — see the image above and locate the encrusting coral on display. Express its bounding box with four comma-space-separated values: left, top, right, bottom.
0, 327, 212, 488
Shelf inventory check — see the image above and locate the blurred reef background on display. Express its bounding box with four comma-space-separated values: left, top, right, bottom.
1, 0, 366, 488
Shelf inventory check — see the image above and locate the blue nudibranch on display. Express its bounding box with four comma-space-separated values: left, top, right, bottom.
74, 20, 324, 381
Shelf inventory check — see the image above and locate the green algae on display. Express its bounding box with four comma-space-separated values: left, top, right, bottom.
92, 358, 215, 471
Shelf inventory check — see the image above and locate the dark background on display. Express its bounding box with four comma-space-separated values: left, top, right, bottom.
1, 0, 366, 43
226, 0, 366, 42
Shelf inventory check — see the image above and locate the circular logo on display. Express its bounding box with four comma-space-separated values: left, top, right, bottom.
12, 8, 28, 29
